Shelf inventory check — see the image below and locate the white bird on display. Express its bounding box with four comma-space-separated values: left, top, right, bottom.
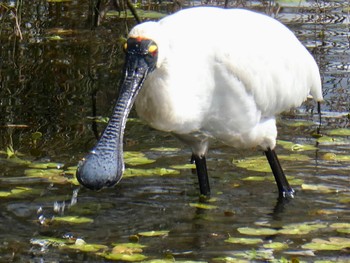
76, 6, 323, 198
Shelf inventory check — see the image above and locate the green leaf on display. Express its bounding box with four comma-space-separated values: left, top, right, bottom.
124, 168, 179, 178
212, 257, 250, 263
189, 203, 218, 210
111, 243, 146, 249
24, 168, 68, 184
124, 151, 155, 166
31, 131, 43, 140
53, 216, 93, 224
6, 146, 15, 158
327, 128, 350, 136
301, 183, 336, 193
337, 228, 350, 234
0, 187, 33, 198
150, 147, 181, 152
263, 242, 288, 250
137, 230, 169, 237
277, 140, 317, 151
100, 252, 147, 261
278, 222, 327, 235
242, 176, 269, 181
47, 0, 72, 2
65, 242, 108, 252
317, 135, 348, 145
330, 223, 350, 229
321, 153, 350, 161
234, 154, 310, 172
233, 156, 271, 173
237, 227, 278, 236
30, 236, 68, 247
282, 120, 314, 127
225, 237, 263, 245
29, 162, 64, 169
301, 237, 350, 250
170, 163, 196, 169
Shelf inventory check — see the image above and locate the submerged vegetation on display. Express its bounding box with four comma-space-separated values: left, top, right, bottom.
0, 0, 349, 262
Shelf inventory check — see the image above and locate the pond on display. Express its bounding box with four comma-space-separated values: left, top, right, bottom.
0, 0, 349, 262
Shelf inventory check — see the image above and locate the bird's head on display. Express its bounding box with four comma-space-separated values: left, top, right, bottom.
76, 24, 161, 190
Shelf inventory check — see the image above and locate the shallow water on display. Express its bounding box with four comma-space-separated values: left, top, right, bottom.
0, 0, 349, 262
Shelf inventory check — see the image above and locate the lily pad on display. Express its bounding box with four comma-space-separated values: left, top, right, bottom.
337, 228, 350, 234
225, 237, 263, 245
106, 9, 166, 20
47, 0, 72, 2
237, 227, 278, 236
242, 176, 271, 181
170, 163, 196, 169
212, 257, 250, 263
234, 154, 310, 172
281, 120, 314, 127
124, 168, 179, 178
0, 187, 33, 198
111, 243, 146, 249
150, 147, 181, 152
29, 162, 64, 169
278, 221, 327, 235
301, 183, 336, 193
100, 252, 147, 261
24, 168, 67, 184
138, 230, 169, 237
317, 135, 348, 145
52, 216, 93, 224
330, 223, 350, 229
189, 203, 218, 210
327, 128, 350, 136
64, 239, 108, 253
30, 236, 68, 247
104, 243, 146, 260
277, 140, 318, 151
263, 242, 288, 250
321, 153, 350, 161
301, 237, 350, 250
234, 156, 271, 172
124, 151, 155, 166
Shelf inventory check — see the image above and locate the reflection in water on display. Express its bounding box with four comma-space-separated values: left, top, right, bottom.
0, 1, 349, 262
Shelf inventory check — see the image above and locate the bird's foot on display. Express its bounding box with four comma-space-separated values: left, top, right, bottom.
279, 188, 295, 199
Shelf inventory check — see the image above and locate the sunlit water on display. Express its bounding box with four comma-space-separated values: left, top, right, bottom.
0, 1, 349, 262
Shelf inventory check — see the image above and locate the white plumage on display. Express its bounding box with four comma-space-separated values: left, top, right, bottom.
132, 7, 322, 156
77, 6, 323, 197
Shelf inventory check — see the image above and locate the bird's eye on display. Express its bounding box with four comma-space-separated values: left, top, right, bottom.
123, 42, 128, 52
148, 44, 158, 55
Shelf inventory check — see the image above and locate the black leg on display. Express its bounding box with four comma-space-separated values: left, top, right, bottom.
264, 148, 294, 198
191, 154, 210, 196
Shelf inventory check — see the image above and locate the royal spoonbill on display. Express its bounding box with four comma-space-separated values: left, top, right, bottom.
76, 6, 323, 198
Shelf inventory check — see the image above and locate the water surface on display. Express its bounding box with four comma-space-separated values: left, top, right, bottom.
0, 1, 349, 262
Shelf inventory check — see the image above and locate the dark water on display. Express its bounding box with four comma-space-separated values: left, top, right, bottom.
0, 0, 349, 262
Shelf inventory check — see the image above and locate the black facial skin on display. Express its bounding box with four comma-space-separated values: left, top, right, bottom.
76, 38, 158, 190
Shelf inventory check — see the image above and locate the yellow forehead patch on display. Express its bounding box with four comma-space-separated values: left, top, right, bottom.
148, 44, 158, 53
